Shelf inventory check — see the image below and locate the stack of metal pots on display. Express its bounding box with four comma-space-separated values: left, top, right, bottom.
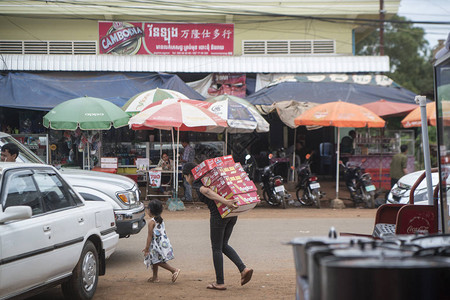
289, 233, 450, 300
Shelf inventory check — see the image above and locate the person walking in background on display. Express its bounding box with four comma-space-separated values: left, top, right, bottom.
1, 143, 19, 162
143, 200, 180, 283
180, 138, 195, 202
390, 144, 408, 187
182, 162, 253, 291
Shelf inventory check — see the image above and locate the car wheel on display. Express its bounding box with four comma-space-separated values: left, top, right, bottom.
62, 241, 99, 300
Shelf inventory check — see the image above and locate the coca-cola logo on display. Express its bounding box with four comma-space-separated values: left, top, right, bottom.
100, 22, 143, 54
406, 216, 430, 234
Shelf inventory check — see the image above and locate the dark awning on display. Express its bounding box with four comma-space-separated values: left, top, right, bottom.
0, 72, 205, 111
245, 75, 418, 105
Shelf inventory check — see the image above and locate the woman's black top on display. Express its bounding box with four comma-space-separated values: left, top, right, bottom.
192, 180, 221, 219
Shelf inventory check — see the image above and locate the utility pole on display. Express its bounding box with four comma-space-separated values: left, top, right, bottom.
379, 0, 385, 56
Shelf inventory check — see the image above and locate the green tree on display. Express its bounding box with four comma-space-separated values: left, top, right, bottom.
356, 15, 434, 98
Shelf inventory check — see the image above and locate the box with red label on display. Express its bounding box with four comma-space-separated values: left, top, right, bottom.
191, 155, 234, 180
201, 162, 246, 186
209, 173, 257, 199
216, 191, 260, 218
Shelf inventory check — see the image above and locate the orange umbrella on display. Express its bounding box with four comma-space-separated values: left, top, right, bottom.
401, 101, 450, 127
294, 101, 385, 200
361, 99, 418, 117
294, 101, 386, 128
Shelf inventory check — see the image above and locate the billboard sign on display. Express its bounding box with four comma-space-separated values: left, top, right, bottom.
99, 21, 234, 56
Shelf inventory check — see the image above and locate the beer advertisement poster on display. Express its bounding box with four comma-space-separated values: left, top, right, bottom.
99, 21, 234, 56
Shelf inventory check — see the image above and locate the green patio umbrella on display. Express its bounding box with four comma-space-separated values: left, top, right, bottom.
43, 96, 130, 130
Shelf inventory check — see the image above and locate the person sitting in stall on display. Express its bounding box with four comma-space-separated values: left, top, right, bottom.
157, 152, 173, 171
156, 152, 173, 193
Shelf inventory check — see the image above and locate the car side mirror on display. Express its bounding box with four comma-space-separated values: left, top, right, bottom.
0, 206, 32, 224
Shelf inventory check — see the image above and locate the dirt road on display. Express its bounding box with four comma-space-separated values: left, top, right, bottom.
30, 205, 376, 300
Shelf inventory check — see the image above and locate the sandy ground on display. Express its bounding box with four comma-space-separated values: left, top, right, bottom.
29, 179, 378, 300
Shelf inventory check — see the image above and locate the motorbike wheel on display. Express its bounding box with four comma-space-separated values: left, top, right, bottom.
312, 189, 321, 208
263, 190, 280, 206
296, 188, 313, 206
281, 195, 287, 209
361, 187, 375, 209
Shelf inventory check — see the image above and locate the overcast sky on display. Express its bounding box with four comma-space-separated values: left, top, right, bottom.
397, 0, 450, 48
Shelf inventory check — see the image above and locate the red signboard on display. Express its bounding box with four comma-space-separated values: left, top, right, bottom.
99, 21, 234, 56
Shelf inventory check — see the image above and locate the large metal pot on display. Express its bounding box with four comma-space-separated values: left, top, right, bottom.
308, 240, 417, 300
289, 236, 373, 300
321, 256, 450, 300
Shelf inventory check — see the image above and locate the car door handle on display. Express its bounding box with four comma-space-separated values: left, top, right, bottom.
78, 217, 84, 223
43, 225, 51, 232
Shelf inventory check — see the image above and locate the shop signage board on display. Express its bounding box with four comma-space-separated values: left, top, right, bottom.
100, 157, 118, 169
99, 21, 234, 56
148, 170, 162, 188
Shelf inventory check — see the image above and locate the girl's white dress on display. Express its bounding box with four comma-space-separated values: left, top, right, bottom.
144, 218, 174, 267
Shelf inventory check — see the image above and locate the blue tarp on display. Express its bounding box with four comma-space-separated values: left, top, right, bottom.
0, 72, 205, 111
246, 76, 417, 105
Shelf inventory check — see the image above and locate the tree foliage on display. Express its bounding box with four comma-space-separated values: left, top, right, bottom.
356, 15, 434, 98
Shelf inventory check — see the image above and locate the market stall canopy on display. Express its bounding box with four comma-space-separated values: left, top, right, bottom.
122, 88, 189, 116
0, 72, 204, 111
43, 96, 130, 130
128, 98, 227, 132
294, 100, 385, 200
295, 101, 386, 128
246, 74, 416, 106
361, 99, 418, 117
401, 101, 450, 127
206, 94, 269, 133
258, 100, 319, 129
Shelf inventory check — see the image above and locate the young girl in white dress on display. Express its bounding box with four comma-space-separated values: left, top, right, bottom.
143, 199, 180, 283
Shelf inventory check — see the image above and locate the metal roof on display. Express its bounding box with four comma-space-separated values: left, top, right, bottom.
1, 54, 390, 73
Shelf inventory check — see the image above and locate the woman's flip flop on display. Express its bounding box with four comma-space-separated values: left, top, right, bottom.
206, 283, 227, 290
172, 269, 181, 283
241, 268, 253, 286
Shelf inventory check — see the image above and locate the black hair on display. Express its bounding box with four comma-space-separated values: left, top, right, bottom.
1, 143, 19, 157
182, 162, 197, 176
161, 152, 169, 157
349, 130, 356, 136
148, 199, 163, 224
400, 144, 408, 153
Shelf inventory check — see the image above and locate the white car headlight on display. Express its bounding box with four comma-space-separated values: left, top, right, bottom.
116, 191, 137, 205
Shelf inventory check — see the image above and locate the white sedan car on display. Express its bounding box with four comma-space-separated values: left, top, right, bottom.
0, 163, 119, 300
387, 170, 440, 205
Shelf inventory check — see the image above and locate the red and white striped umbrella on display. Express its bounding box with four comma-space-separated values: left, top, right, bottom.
128, 98, 226, 131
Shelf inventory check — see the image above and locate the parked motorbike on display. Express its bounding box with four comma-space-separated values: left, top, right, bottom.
340, 160, 376, 208
294, 154, 324, 208
244, 154, 291, 208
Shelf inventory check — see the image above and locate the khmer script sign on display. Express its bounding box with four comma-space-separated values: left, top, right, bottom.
99, 21, 234, 56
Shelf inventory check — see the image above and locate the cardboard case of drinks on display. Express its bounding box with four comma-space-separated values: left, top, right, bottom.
192, 156, 260, 218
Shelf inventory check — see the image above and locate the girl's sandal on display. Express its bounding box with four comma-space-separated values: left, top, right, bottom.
172, 269, 181, 283
147, 277, 160, 283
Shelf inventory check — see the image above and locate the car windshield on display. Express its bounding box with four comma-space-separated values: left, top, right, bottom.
0, 135, 44, 164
